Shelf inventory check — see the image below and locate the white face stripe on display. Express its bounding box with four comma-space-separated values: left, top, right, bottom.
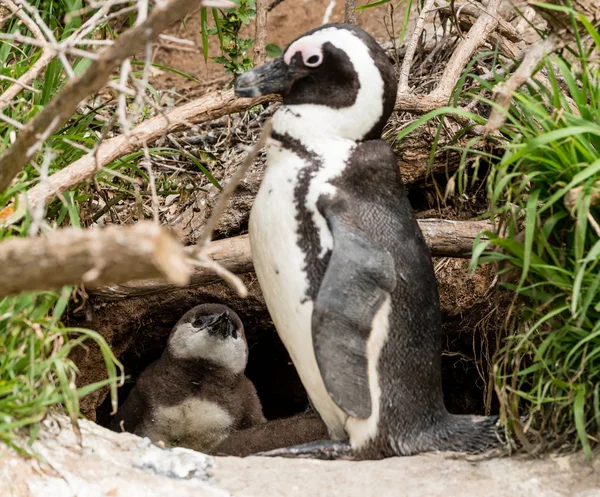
284, 37, 324, 66
276, 27, 385, 141
168, 323, 247, 374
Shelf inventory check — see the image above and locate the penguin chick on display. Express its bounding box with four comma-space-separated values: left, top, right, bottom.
110, 304, 266, 453
234, 24, 498, 459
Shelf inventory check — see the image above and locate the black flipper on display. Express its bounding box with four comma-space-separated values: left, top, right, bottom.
312, 193, 396, 419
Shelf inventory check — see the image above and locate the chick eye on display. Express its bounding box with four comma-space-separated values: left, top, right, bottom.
305, 54, 322, 67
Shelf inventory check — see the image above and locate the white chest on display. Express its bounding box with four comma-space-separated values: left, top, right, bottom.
249, 130, 356, 438
142, 398, 233, 453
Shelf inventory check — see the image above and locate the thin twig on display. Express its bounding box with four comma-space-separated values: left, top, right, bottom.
0, 111, 23, 129
158, 33, 196, 46
0, 0, 233, 194
117, 59, 132, 135
344, 0, 355, 24
0, 75, 39, 92
253, 0, 268, 66
171, 115, 273, 298
13, 0, 75, 77
27, 147, 53, 237
142, 145, 159, 224
437, 1, 522, 42
588, 212, 600, 238
0, 0, 54, 109
194, 255, 248, 297
0, 0, 43, 40
399, 0, 436, 93
0, 32, 99, 58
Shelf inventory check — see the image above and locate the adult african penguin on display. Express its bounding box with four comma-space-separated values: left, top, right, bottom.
110, 304, 266, 454
234, 24, 498, 459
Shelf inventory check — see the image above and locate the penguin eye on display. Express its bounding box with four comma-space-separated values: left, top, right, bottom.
304, 53, 322, 67
192, 316, 208, 329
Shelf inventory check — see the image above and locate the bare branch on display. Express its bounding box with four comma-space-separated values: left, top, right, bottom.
0, 0, 234, 194
484, 35, 563, 134
0, 222, 192, 298
13, 0, 75, 77
194, 254, 249, 297
428, 0, 502, 101
141, 145, 159, 224
0, 110, 24, 129
27, 147, 52, 236
437, 1, 522, 43
6, 90, 276, 223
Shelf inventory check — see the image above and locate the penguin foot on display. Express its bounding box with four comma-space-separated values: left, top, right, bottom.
252, 440, 356, 461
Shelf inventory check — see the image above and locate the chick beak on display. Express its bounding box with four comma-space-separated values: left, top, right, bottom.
209, 311, 233, 339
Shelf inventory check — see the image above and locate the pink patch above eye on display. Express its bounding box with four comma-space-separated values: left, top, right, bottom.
284, 38, 323, 66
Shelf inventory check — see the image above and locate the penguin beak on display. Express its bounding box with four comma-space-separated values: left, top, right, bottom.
207, 311, 238, 340
234, 57, 295, 98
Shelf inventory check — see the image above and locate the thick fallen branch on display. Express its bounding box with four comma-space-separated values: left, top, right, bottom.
0, 222, 192, 298
14, 89, 276, 218
91, 219, 492, 298
417, 218, 491, 257
93, 233, 254, 298
0, 0, 232, 193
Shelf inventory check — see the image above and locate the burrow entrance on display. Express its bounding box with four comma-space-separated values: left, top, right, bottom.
68, 266, 501, 432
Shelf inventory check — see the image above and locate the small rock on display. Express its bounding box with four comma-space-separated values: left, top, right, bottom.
132, 439, 214, 481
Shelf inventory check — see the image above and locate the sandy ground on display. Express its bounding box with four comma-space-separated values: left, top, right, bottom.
2, 418, 600, 497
